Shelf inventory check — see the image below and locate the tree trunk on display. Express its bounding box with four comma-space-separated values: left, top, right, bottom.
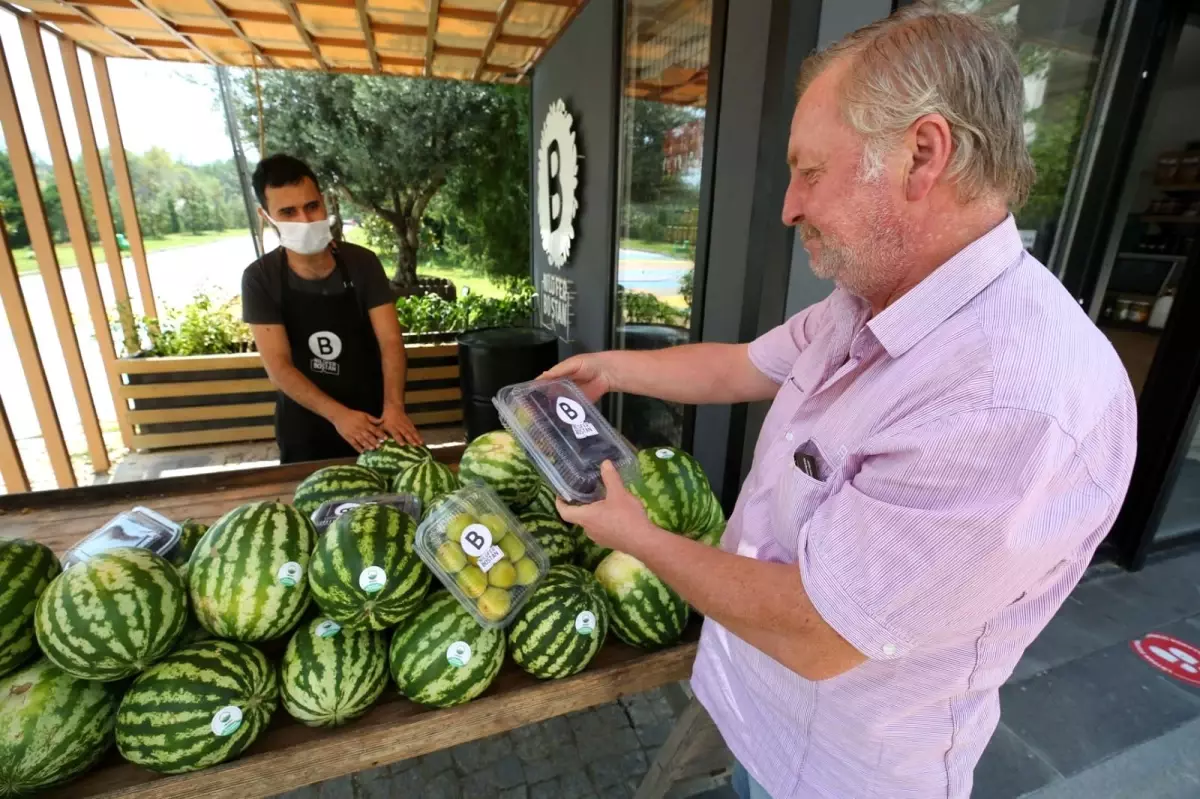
392, 215, 419, 293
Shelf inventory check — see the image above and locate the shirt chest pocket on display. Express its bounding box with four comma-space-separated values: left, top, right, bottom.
768, 436, 844, 557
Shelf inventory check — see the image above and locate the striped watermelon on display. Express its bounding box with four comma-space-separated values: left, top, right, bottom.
518, 512, 581, 567
281, 617, 389, 727
35, 548, 187, 681
0, 540, 60, 680
0, 659, 121, 796
628, 447, 724, 541
115, 640, 278, 774
458, 431, 540, 508
391, 459, 460, 514
357, 440, 434, 483
508, 565, 610, 679
520, 481, 559, 516
389, 592, 504, 708
594, 552, 688, 650
309, 504, 431, 630
167, 519, 209, 580
577, 539, 612, 571
189, 501, 315, 642
293, 465, 386, 518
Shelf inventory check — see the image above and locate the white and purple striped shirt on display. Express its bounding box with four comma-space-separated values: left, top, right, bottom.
691, 217, 1138, 798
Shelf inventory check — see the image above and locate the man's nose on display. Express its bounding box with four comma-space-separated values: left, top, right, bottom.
781, 181, 804, 228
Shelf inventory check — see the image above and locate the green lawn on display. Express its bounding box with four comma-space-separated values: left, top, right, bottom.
12, 228, 253, 275
342, 227, 506, 298
621, 238, 695, 259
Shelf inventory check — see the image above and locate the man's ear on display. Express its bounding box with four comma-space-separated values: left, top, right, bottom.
905, 113, 952, 202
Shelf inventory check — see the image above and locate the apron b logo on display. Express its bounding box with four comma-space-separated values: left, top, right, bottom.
308, 332, 343, 360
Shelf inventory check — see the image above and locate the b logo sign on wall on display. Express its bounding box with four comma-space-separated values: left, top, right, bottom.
537, 99, 579, 268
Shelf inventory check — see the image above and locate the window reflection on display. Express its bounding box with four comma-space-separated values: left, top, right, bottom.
613, 0, 713, 449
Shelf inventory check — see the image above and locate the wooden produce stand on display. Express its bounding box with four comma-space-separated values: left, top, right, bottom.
0, 452, 699, 799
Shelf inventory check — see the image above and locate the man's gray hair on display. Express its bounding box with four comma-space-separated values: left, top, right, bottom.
797, 4, 1036, 208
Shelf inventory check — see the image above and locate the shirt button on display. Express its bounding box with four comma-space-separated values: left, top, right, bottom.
785, 432, 794, 442
882, 644, 898, 657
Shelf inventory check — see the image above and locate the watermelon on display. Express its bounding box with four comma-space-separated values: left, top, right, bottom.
357, 440, 433, 483
309, 504, 431, 630
391, 459, 460, 514
389, 592, 504, 708
577, 539, 612, 571
115, 640, 278, 775
35, 548, 187, 681
594, 552, 688, 650
0, 540, 60, 680
189, 501, 315, 642
293, 465, 386, 518
508, 565, 610, 679
0, 659, 121, 795
167, 519, 209, 581
628, 447, 724, 540
281, 617, 389, 727
518, 512, 581, 567
458, 431, 540, 508
520, 481, 560, 516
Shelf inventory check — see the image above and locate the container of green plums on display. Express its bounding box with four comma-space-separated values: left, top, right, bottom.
414, 483, 550, 628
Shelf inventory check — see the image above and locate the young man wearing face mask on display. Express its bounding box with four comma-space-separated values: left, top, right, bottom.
241, 154, 422, 463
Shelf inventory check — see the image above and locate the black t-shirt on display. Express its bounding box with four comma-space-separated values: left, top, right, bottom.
241, 243, 395, 325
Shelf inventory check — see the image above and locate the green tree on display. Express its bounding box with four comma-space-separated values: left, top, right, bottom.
0, 151, 30, 248
234, 71, 528, 289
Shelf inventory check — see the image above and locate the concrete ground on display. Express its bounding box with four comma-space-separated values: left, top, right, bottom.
270, 545, 1200, 799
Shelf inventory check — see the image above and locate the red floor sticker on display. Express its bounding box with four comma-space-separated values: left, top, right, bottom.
1131, 633, 1200, 687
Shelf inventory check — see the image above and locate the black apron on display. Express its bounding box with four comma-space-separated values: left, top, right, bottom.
276, 247, 384, 464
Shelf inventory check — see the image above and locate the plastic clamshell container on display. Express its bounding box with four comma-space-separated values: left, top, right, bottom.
62, 507, 181, 569
493, 377, 638, 504
414, 483, 549, 630
311, 493, 423, 533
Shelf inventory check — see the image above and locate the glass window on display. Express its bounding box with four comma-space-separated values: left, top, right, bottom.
611, 0, 714, 448
945, 0, 1117, 264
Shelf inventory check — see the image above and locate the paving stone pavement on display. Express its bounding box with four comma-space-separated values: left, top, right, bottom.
274, 688, 680, 799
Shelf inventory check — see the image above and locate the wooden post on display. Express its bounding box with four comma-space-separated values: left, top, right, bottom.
19, 16, 113, 472
0, 35, 96, 485
59, 42, 136, 355
0, 390, 28, 494
56, 39, 136, 450
91, 53, 156, 321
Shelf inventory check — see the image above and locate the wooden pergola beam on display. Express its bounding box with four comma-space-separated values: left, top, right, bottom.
59, 41, 138, 451
92, 53, 156, 321
471, 0, 515, 81
425, 0, 439, 78
0, 34, 93, 485
371, 20, 427, 36
118, 0, 220, 63
279, 0, 328, 69
440, 4, 492, 23
200, 0, 279, 68
354, 0, 379, 73
20, 15, 115, 473
0, 390, 28, 493
51, 0, 158, 60
521, 0, 583, 77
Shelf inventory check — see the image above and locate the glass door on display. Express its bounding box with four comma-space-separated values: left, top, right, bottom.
610, 0, 721, 450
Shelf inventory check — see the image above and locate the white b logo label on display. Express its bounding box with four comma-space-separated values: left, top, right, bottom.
460, 524, 493, 558
308, 331, 342, 360
555, 397, 586, 426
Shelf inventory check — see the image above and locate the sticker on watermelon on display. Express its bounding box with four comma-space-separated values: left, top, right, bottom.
277, 561, 303, 587
315, 619, 341, 639
359, 566, 387, 593
655, 448, 674, 460
211, 706, 243, 737
575, 610, 597, 636
446, 641, 473, 668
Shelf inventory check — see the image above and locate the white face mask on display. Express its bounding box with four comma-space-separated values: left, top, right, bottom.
265, 214, 332, 256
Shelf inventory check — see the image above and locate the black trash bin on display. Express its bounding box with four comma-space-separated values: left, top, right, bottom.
615, 324, 691, 447
458, 327, 559, 440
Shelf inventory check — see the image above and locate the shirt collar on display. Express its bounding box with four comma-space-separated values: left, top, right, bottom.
866, 214, 1025, 359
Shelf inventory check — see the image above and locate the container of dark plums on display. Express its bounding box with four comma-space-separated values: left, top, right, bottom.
493, 377, 638, 505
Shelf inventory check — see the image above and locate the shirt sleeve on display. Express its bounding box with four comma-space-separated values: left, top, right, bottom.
747, 294, 835, 384
352, 249, 396, 310
799, 407, 1114, 662
241, 263, 281, 325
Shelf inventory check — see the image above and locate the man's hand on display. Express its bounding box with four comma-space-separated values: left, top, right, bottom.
556, 461, 651, 551
332, 408, 386, 453
376, 403, 423, 446
540, 353, 615, 403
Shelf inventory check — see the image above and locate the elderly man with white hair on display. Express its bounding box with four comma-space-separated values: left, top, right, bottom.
549, 6, 1138, 799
